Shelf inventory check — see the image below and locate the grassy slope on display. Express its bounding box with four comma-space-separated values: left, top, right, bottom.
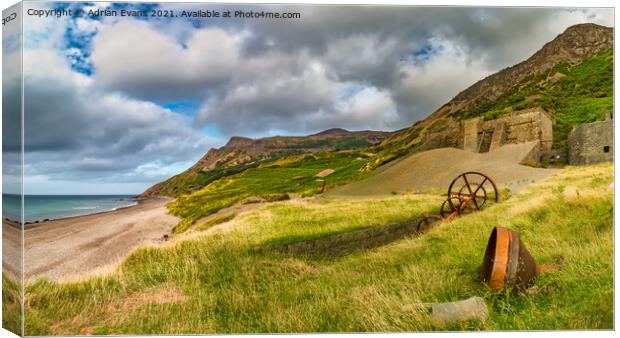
2, 274, 21, 335
360, 127, 423, 172
154, 137, 375, 198
460, 49, 613, 148
167, 150, 374, 232
23, 163, 612, 334
154, 160, 264, 198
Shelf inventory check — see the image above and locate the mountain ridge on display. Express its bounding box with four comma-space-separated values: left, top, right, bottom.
139, 128, 392, 197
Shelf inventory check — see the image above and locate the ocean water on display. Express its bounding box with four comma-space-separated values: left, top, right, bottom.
2, 194, 138, 222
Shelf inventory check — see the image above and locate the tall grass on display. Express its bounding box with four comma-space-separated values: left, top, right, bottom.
22, 164, 613, 334
2, 273, 22, 335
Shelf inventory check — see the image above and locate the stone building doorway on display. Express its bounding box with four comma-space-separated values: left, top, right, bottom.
478, 130, 493, 153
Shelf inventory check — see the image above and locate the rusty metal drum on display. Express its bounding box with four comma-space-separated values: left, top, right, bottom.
480, 226, 538, 292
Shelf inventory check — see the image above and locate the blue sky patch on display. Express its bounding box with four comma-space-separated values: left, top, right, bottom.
201, 124, 227, 141
163, 100, 201, 116
408, 43, 441, 64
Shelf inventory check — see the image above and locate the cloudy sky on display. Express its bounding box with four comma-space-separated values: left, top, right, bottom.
3, 2, 613, 194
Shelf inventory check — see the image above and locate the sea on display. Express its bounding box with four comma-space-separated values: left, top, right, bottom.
2, 194, 138, 222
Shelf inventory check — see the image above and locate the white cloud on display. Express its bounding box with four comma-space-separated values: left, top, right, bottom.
394, 37, 492, 116
91, 20, 241, 100
333, 87, 399, 128
74, 17, 100, 35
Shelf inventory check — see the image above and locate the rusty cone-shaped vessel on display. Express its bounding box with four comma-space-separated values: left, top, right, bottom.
480, 227, 539, 292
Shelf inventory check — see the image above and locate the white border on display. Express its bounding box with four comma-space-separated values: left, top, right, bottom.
0, 1, 617, 338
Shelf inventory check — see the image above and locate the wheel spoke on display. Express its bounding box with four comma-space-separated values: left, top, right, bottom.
462, 174, 473, 194
473, 177, 488, 196
462, 174, 480, 209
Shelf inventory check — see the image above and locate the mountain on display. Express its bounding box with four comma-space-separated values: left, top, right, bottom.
378, 23, 613, 159
141, 23, 613, 198
139, 129, 392, 197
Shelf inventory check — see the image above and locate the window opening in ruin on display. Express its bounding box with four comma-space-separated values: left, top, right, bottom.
603, 146, 610, 153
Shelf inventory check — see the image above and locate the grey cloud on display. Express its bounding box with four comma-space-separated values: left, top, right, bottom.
2, 78, 22, 153
20, 49, 215, 185
233, 6, 613, 111
200, 78, 399, 136
3, 44, 24, 194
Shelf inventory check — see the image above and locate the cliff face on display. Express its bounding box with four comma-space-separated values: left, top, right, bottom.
139, 129, 392, 198
383, 23, 613, 148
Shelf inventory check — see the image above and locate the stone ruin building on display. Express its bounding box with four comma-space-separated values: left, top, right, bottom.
421, 106, 613, 166
568, 118, 613, 165
421, 107, 553, 153
462, 107, 553, 153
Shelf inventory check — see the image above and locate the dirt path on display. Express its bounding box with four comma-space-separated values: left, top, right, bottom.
327, 142, 560, 197
2, 198, 179, 282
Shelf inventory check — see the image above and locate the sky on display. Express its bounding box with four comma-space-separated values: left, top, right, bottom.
1, 2, 613, 195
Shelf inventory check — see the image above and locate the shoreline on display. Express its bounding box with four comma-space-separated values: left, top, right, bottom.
2, 197, 179, 281
22, 199, 142, 229
4, 196, 143, 226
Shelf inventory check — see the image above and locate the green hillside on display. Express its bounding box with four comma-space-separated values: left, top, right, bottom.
22, 164, 613, 334
167, 150, 374, 232
141, 132, 387, 199
152, 158, 270, 198
460, 49, 613, 148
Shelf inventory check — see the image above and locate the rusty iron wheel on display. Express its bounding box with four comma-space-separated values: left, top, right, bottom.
448, 172, 499, 211
456, 183, 488, 212
416, 214, 443, 232
440, 197, 463, 218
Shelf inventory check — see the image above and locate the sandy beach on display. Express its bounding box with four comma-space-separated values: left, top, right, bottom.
2, 197, 178, 282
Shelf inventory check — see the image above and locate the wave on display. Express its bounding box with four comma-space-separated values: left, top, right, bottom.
72, 206, 98, 210
110, 202, 138, 211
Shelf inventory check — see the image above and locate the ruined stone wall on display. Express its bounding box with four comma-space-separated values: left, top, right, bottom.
266, 219, 421, 256
540, 148, 569, 165
447, 107, 554, 154
478, 108, 553, 151
568, 119, 613, 165
421, 107, 553, 155
488, 122, 505, 151
463, 117, 481, 152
